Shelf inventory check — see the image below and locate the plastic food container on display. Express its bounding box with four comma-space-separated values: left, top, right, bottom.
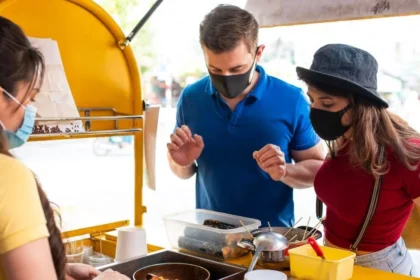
289, 244, 356, 280
66, 251, 84, 263
163, 209, 261, 260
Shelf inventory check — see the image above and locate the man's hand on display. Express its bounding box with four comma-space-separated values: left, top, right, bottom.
167, 125, 204, 167
66, 263, 100, 280
253, 144, 286, 181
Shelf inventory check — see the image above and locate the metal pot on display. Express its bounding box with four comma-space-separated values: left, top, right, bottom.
238, 239, 286, 263
132, 263, 210, 280
238, 226, 322, 269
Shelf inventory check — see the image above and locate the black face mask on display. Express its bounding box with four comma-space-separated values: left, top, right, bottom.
310, 105, 352, 141
208, 50, 258, 99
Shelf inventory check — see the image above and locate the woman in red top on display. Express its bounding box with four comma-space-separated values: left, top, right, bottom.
296, 44, 420, 276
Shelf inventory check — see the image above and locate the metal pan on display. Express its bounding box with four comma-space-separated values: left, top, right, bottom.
133, 263, 210, 280
238, 226, 322, 270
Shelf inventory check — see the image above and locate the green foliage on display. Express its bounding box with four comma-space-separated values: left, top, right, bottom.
94, 0, 157, 74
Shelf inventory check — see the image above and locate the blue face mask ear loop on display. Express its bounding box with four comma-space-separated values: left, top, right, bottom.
0, 86, 26, 109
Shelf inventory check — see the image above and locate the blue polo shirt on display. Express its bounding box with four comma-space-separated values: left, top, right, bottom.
175, 65, 319, 227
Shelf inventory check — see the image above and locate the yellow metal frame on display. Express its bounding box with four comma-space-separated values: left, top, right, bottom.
0, 0, 146, 255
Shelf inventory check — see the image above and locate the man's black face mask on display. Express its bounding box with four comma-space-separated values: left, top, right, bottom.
208, 47, 259, 99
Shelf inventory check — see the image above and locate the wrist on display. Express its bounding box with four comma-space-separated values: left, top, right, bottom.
279, 165, 288, 182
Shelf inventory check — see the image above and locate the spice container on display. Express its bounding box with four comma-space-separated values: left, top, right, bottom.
89, 254, 112, 267
66, 249, 84, 263
163, 209, 261, 260
65, 241, 84, 263
82, 246, 94, 264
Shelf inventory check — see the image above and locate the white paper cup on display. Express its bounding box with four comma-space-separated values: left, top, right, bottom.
244, 269, 287, 280
115, 226, 147, 262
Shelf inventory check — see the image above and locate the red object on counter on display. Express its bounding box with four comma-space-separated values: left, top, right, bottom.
307, 237, 325, 260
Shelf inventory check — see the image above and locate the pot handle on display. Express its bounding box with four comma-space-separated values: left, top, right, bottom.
237, 239, 255, 251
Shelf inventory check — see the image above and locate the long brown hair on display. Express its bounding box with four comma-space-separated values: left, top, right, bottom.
302, 80, 420, 178
0, 16, 66, 279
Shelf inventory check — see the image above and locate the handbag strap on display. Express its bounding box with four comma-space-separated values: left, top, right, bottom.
315, 145, 386, 252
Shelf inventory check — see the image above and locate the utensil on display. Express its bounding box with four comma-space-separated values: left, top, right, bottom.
240, 220, 254, 239
308, 237, 326, 260
302, 217, 311, 241
133, 263, 210, 280
267, 221, 272, 232
248, 246, 264, 272
289, 234, 298, 242
247, 231, 289, 272
303, 219, 323, 240
284, 217, 303, 237
238, 226, 323, 270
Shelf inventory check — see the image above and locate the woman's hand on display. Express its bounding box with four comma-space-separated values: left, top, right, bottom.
93, 269, 130, 280
65, 263, 100, 280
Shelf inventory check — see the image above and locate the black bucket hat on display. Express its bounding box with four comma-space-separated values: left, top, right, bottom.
296, 44, 388, 108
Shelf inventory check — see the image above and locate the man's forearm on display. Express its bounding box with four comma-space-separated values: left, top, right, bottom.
281, 159, 324, 189
167, 152, 197, 180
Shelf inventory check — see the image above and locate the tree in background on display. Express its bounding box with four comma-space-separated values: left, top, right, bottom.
94, 0, 157, 74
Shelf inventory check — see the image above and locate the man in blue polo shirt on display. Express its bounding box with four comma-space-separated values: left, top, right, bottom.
167, 4, 324, 227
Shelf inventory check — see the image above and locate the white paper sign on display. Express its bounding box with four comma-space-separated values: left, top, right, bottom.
29, 37, 84, 134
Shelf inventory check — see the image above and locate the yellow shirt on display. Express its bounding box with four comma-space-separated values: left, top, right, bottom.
0, 154, 49, 279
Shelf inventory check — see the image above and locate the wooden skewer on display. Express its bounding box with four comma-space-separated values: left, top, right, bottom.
302, 217, 311, 241
303, 219, 323, 240
309, 222, 323, 239
289, 234, 298, 242
284, 217, 303, 237
99, 231, 103, 257
240, 220, 254, 239
306, 217, 325, 240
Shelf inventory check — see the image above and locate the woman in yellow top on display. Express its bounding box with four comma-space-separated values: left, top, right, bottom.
0, 17, 129, 280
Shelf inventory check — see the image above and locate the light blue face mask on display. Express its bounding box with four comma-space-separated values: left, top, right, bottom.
0, 88, 37, 149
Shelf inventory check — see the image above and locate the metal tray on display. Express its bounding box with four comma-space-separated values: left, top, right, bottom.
98, 250, 246, 280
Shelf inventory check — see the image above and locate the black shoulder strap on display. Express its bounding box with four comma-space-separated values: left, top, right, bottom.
315, 145, 386, 252
316, 196, 323, 221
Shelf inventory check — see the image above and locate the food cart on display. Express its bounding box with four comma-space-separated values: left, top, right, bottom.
1, 0, 419, 279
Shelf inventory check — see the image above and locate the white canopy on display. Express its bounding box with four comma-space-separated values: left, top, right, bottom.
244, 0, 420, 27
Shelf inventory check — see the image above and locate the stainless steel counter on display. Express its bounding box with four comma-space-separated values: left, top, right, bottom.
98, 250, 247, 280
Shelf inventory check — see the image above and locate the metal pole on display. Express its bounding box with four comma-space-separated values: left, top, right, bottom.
120, 0, 164, 48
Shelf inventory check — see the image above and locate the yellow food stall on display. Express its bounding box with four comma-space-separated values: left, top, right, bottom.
0, 0, 418, 279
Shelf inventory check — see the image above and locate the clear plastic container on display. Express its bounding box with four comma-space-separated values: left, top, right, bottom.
163, 209, 261, 260
66, 251, 84, 263
82, 246, 94, 264
89, 254, 113, 267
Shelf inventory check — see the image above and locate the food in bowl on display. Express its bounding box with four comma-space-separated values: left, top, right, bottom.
146, 274, 175, 280
133, 263, 210, 280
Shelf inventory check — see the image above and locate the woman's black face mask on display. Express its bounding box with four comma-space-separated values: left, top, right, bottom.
208, 47, 259, 99
310, 104, 352, 141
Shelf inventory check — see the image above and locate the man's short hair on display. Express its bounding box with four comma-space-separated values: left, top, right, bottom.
199, 4, 259, 54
